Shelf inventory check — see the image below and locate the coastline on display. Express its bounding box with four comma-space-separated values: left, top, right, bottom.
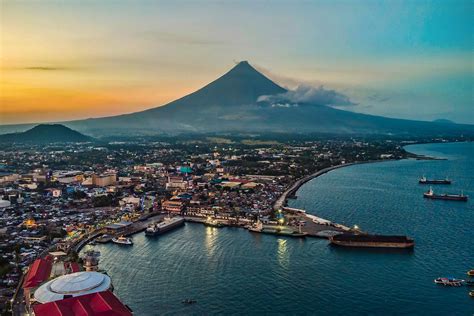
273, 159, 397, 211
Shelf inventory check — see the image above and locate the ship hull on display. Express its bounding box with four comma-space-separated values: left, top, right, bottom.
419, 180, 451, 184
203, 222, 224, 228
249, 228, 307, 238
329, 234, 414, 249
329, 240, 414, 248
145, 218, 185, 236
423, 194, 468, 201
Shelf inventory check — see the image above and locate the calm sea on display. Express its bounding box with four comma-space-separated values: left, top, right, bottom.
86, 142, 473, 315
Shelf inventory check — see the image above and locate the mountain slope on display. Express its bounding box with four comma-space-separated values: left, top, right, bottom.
0, 124, 93, 143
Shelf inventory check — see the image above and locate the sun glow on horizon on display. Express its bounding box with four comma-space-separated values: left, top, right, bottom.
1, 0, 472, 124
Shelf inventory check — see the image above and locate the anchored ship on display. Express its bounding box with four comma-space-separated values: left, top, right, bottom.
329, 234, 414, 248
419, 176, 451, 184
145, 216, 185, 236
423, 187, 468, 201
247, 220, 307, 238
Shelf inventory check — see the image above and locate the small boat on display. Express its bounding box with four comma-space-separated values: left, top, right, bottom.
467, 269, 474, 277
182, 299, 197, 305
434, 277, 464, 286
419, 176, 451, 185
423, 187, 468, 202
112, 236, 133, 245
204, 217, 224, 228
470, 290, 474, 297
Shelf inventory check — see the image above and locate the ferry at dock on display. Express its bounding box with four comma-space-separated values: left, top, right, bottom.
145, 216, 185, 236
419, 176, 451, 184
203, 217, 224, 228
112, 236, 133, 245
247, 220, 307, 238
423, 187, 468, 201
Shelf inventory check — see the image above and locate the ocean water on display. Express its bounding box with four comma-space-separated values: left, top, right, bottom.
87, 142, 473, 315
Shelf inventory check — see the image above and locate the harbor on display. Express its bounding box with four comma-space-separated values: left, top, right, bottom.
82, 142, 473, 315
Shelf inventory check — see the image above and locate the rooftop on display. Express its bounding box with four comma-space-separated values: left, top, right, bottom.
23, 258, 53, 289
33, 290, 132, 316
34, 271, 112, 303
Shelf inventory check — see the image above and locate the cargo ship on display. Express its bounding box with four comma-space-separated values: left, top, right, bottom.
419, 176, 451, 184
329, 234, 414, 248
423, 187, 468, 201
247, 220, 307, 238
145, 216, 185, 236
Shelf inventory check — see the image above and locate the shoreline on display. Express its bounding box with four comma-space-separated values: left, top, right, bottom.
273, 159, 397, 211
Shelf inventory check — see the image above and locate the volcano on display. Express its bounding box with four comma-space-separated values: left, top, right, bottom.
3, 61, 473, 137
0, 124, 93, 143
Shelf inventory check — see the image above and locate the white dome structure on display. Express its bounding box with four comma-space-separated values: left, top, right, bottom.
34, 271, 111, 303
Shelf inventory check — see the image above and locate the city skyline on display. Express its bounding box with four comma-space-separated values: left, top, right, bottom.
1, 0, 473, 125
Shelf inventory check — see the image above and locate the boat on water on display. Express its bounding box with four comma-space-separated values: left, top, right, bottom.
145, 216, 185, 236
467, 269, 474, 276
203, 217, 224, 228
434, 277, 464, 286
419, 176, 451, 185
247, 220, 307, 238
470, 290, 474, 297
182, 299, 197, 305
423, 187, 468, 201
112, 236, 133, 245
329, 234, 414, 248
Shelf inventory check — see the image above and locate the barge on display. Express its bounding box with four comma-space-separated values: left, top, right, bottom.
145, 216, 185, 236
329, 234, 414, 248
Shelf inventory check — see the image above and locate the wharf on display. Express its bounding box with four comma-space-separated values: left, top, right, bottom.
184, 215, 348, 239
73, 214, 165, 249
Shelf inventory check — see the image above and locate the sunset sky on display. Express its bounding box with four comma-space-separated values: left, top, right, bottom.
1, 0, 472, 125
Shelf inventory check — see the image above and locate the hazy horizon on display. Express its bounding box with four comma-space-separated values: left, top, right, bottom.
1, 1, 473, 125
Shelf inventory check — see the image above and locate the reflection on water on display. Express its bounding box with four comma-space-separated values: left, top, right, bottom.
205, 226, 218, 257
277, 238, 289, 269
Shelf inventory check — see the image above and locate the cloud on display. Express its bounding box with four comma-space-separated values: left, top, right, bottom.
21, 66, 75, 71
258, 85, 357, 108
